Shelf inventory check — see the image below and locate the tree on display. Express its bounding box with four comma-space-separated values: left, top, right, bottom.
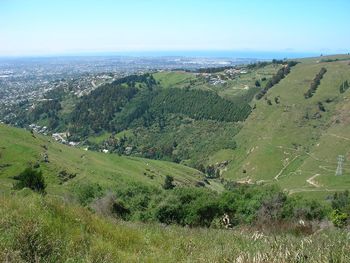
255, 80, 261, 87
304, 68, 327, 99
14, 167, 46, 193
163, 175, 175, 190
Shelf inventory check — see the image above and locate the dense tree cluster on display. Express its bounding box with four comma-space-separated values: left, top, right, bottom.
246, 61, 270, 69
29, 99, 62, 129
70, 86, 138, 134
150, 88, 251, 122
304, 67, 327, 99
110, 73, 157, 89
195, 66, 233, 73
30, 100, 62, 120
69, 75, 251, 138
69, 74, 157, 134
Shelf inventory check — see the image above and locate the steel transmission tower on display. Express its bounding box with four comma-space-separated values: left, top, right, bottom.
335, 155, 344, 176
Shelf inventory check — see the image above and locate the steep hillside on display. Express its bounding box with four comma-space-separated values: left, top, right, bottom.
0, 124, 222, 196
220, 55, 350, 197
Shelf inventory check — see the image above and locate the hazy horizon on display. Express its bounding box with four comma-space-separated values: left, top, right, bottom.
0, 50, 327, 60
1, 0, 349, 57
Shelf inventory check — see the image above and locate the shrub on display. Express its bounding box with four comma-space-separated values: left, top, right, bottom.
13, 167, 46, 193
330, 210, 348, 228
73, 182, 103, 205
154, 188, 223, 227
163, 175, 175, 190
332, 190, 350, 212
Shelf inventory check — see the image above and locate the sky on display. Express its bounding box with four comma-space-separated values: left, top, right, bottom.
0, 0, 349, 56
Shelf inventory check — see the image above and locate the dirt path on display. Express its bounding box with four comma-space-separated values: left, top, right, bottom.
274, 155, 299, 180
306, 174, 321, 187
329, 133, 350, 141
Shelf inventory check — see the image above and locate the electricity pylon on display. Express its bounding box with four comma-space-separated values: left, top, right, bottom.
335, 155, 344, 176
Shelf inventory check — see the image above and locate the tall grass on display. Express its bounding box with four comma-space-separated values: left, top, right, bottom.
0, 192, 349, 262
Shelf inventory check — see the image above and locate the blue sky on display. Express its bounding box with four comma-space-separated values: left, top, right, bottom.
0, 0, 349, 56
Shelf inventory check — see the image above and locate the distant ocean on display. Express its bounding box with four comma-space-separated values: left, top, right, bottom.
0, 50, 326, 60
86, 50, 322, 60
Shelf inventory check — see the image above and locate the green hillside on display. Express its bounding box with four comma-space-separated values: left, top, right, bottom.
3, 56, 350, 199
0, 124, 223, 196
219, 55, 350, 197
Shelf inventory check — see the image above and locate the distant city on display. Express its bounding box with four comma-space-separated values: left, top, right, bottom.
0, 55, 261, 113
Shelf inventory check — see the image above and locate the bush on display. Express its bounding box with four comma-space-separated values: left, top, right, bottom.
73, 182, 103, 205
163, 175, 175, 190
155, 188, 222, 227
330, 210, 348, 228
332, 190, 350, 212
14, 167, 46, 193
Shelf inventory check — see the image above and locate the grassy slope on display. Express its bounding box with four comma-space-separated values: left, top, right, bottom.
222, 55, 350, 197
153, 71, 196, 89
1, 193, 349, 263
151, 67, 280, 167
0, 124, 223, 195
152, 60, 350, 198
154, 65, 280, 101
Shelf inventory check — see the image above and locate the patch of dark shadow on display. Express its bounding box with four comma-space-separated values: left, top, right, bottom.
0, 163, 11, 170
112, 201, 131, 219
90, 193, 130, 220
195, 181, 206, 187
58, 170, 77, 184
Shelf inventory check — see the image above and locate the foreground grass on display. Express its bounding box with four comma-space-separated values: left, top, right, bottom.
1, 192, 349, 262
